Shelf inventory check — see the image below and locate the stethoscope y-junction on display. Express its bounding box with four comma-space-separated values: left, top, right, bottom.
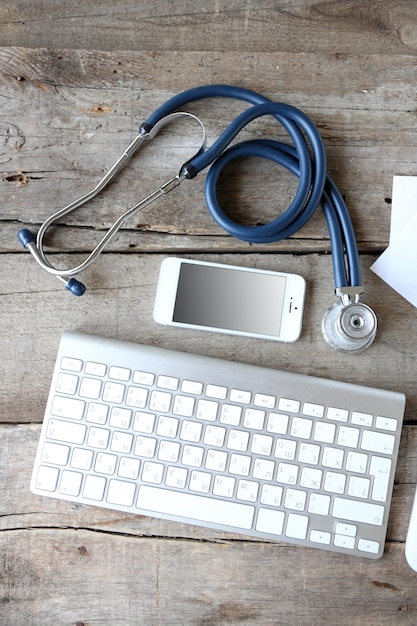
18, 84, 377, 353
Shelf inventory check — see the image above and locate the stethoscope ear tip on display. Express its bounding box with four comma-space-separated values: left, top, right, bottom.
65, 278, 86, 296
18, 228, 35, 248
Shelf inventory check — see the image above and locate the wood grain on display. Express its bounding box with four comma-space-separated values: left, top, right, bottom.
1, 2, 417, 624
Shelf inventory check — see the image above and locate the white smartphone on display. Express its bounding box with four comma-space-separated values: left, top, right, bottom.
153, 257, 306, 342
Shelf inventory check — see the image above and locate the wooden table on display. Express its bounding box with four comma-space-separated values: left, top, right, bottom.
1, 2, 417, 624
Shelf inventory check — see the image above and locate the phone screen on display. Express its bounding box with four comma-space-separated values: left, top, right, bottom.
173, 263, 287, 337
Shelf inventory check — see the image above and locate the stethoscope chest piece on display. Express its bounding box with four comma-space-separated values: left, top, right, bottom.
321, 301, 377, 354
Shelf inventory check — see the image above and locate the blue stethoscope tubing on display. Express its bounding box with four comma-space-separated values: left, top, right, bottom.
142, 84, 361, 291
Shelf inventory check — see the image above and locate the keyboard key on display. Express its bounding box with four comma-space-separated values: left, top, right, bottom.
86, 403, 108, 425
157, 416, 179, 438
255, 394, 276, 409
61, 357, 82, 372
87, 427, 110, 449
260, 484, 282, 506
196, 399, 218, 421
375, 416, 397, 432
348, 476, 370, 499
286, 513, 308, 540
313, 421, 335, 444
300, 467, 322, 490
303, 402, 324, 418
324, 471, 346, 494
132, 411, 155, 434
220, 404, 242, 426
109, 407, 132, 429
203, 425, 226, 447
205, 449, 227, 472
227, 429, 249, 452
251, 434, 273, 456
56, 372, 78, 395
256, 508, 285, 535
327, 407, 348, 422
51, 396, 85, 420
332, 498, 384, 525
133, 370, 154, 385
41, 442, 70, 466
334, 534, 355, 550
310, 529, 331, 544
229, 453, 251, 476
165, 466, 188, 489
46, 418, 86, 445
79, 377, 102, 400
157, 375, 178, 390
173, 395, 195, 417
205, 384, 227, 399
142, 461, 164, 484
308, 493, 330, 516
266, 413, 289, 435
59, 470, 82, 496
137, 485, 254, 529
134, 436, 157, 458
230, 389, 251, 404
213, 475, 235, 498
109, 366, 131, 381
335, 522, 357, 537
237, 480, 259, 503
358, 538, 380, 554
35, 465, 59, 491
83, 475, 106, 501
351, 411, 373, 427
337, 426, 360, 448
126, 386, 148, 408
118, 457, 140, 480
252, 458, 275, 481
95, 452, 117, 475
110, 431, 133, 454
103, 381, 125, 404
71, 447, 93, 471
85, 361, 106, 376
150, 390, 171, 413
181, 380, 203, 395
278, 398, 299, 413
361, 430, 395, 455
243, 408, 265, 430
369, 456, 392, 502
182, 445, 204, 467
290, 417, 313, 439
276, 462, 298, 485
180, 420, 202, 443
285, 488, 307, 511
107, 479, 136, 507
190, 470, 211, 493
274, 438, 296, 461
346, 451, 368, 474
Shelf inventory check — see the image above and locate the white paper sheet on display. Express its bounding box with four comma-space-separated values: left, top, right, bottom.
370, 176, 417, 307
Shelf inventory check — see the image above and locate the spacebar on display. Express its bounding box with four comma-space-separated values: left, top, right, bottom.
137, 485, 254, 530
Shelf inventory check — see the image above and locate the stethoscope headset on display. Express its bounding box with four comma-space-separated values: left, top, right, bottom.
18, 84, 377, 354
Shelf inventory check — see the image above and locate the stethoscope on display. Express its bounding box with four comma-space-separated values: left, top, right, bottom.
18, 84, 377, 353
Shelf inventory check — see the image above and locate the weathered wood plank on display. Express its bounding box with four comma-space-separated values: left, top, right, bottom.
1, 1, 417, 57
1, 253, 416, 422
1, 527, 416, 626
1, 48, 417, 252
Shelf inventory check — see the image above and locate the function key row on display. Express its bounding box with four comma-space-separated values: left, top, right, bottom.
59, 358, 397, 433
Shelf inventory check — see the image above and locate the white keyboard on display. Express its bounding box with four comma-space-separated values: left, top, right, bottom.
31, 332, 405, 558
